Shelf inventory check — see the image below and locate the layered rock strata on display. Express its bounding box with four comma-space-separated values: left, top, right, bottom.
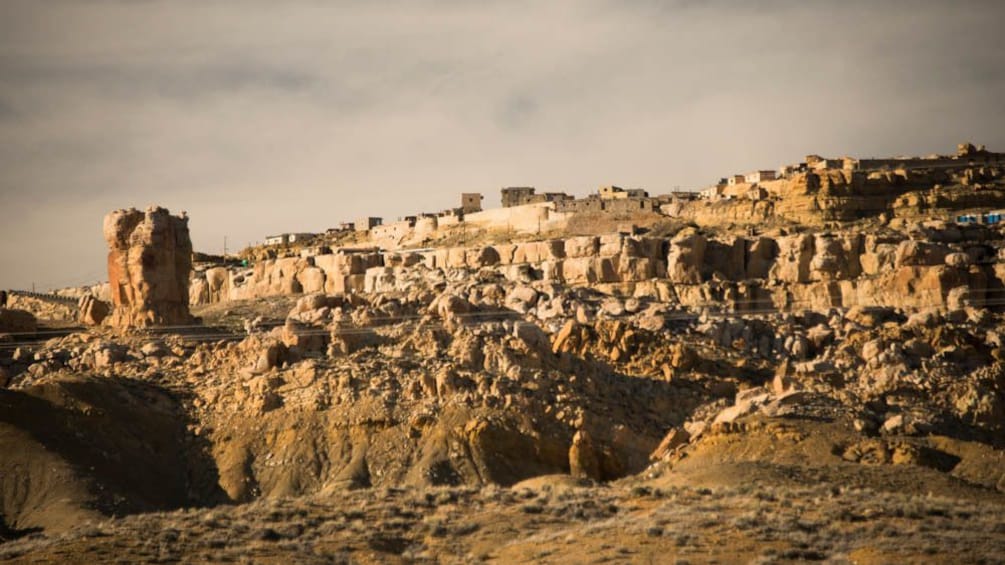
193, 225, 1000, 314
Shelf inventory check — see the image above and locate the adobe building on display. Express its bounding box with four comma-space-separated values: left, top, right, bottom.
598, 186, 649, 200
461, 193, 484, 213
264, 233, 316, 246
370, 218, 415, 241
541, 192, 573, 203
699, 185, 724, 200
744, 170, 777, 184
355, 217, 383, 232
501, 187, 537, 208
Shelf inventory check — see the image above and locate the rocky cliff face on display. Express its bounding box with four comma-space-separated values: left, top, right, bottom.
104, 207, 194, 328
678, 165, 1005, 226
192, 223, 999, 315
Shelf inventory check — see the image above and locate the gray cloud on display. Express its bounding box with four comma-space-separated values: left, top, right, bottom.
1, 0, 1004, 289
0, 57, 320, 98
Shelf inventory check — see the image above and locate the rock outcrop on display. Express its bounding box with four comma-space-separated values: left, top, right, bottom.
0, 308, 37, 334
104, 207, 194, 328
77, 295, 110, 326
191, 223, 1001, 315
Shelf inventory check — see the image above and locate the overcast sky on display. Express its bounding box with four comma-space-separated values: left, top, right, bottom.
1, 0, 1004, 290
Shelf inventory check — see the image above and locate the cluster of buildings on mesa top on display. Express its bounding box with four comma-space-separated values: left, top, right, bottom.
262, 142, 1004, 245
265, 185, 675, 245
698, 141, 1004, 202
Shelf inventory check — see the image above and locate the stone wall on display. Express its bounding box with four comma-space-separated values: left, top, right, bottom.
371, 221, 413, 242
462, 202, 568, 234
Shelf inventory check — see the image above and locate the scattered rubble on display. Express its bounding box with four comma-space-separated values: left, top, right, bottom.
4, 145, 1005, 560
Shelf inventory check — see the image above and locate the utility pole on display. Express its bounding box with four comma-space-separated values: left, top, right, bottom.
223, 236, 228, 259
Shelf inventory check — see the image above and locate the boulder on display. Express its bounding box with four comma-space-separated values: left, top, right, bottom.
770, 234, 814, 283
140, 341, 171, 358
513, 322, 551, 355
568, 430, 601, 480
565, 236, 599, 258
204, 267, 230, 302
895, 240, 950, 268
945, 252, 973, 269
861, 339, 883, 364
809, 234, 861, 281
433, 292, 472, 324
297, 267, 326, 294
93, 344, 127, 369
600, 297, 626, 317
617, 256, 656, 281
0, 308, 37, 334
468, 247, 501, 268
666, 230, 706, 284
598, 234, 624, 256
505, 286, 539, 312
281, 318, 325, 352
845, 306, 897, 328
649, 428, 690, 461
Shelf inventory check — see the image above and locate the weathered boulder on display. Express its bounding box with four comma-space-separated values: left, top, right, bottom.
467, 247, 501, 268
808, 234, 862, 281
505, 286, 539, 312
860, 239, 899, 276
745, 237, 778, 279
77, 295, 109, 326
513, 240, 565, 264
189, 277, 210, 306
895, 240, 950, 268
770, 234, 814, 283
0, 308, 37, 334
565, 236, 599, 258
190, 266, 232, 304
568, 430, 601, 480
297, 267, 326, 294
617, 256, 658, 281
649, 428, 690, 461
513, 322, 551, 356
281, 318, 325, 353
667, 230, 706, 284
103, 207, 194, 328
945, 252, 973, 269
562, 257, 618, 285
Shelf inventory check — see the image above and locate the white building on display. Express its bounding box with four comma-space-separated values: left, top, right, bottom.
264, 233, 316, 246
699, 185, 724, 200
744, 170, 776, 184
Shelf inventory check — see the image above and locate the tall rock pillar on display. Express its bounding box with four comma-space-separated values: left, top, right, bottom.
103, 206, 194, 328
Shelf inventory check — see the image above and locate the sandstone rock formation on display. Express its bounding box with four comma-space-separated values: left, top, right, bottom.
77, 294, 109, 326
6, 145, 1005, 562
191, 222, 1000, 316
104, 207, 194, 328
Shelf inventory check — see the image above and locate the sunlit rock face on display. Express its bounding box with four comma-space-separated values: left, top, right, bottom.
104, 206, 194, 328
